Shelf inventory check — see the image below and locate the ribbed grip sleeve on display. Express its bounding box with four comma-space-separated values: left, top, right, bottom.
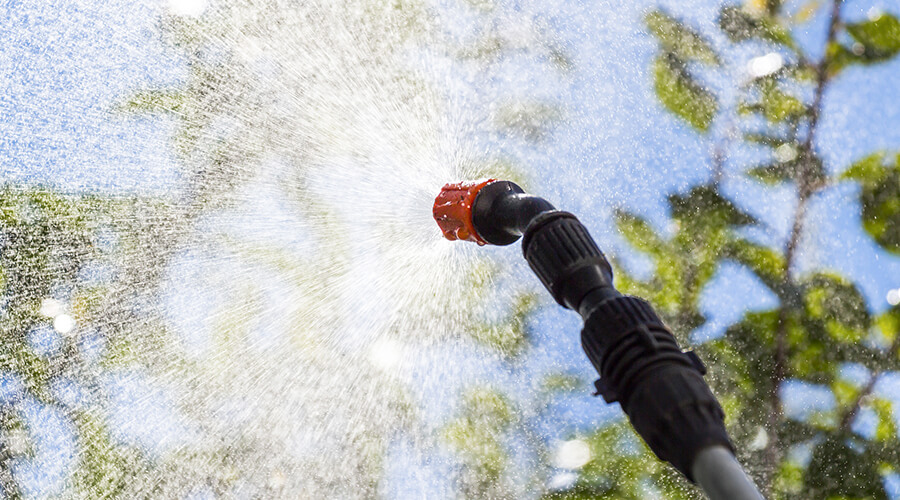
581, 295, 733, 481
521, 212, 613, 310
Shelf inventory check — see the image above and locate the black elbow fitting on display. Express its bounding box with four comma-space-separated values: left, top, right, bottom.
469, 181, 617, 311
471, 180, 556, 245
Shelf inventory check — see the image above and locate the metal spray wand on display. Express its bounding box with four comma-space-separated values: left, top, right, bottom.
433, 179, 764, 500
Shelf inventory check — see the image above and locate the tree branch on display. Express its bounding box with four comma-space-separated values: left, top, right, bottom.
803, 0, 844, 151
761, 0, 844, 493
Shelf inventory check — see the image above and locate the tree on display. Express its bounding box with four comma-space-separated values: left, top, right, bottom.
551, 1, 900, 498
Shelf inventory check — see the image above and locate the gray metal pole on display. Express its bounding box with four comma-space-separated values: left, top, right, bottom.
692, 446, 765, 500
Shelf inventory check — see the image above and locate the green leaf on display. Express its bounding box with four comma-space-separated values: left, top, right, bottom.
846, 13, 900, 61
653, 54, 718, 132
460, 386, 515, 427
115, 89, 186, 114
832, 378, 860, 407
749, 154, 824, 187
73, 411, 149, 497
723, 238, 785, 291
613, 210, 665, 255
645, 10, 720, 65
773, 459, 805, 497
760, 84, 805, 123
747, 163, 795, 184
802, 273, 870, 343
841, 152, 888, 185
471, 292, 537, 357
871, 398, 897, 442
721, 310, 780, 384
848, 152, 900, 254
609, 259, 661, 305
743, 133, 786, 148
442, 386, 516, 497
668, 186, 755, 227
718, 6, 796, 48
788, 62, 819, 81
825, 42, 861, 76
793, 0, 822, 24
540, 373, 582, 393
875, 307, 899, 345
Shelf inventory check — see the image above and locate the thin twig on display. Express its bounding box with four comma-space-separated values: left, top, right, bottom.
710, 119, 736, 186
761, 0, 844, 493
803, 0, 845, 152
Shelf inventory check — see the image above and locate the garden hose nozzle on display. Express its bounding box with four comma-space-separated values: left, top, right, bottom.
433, 179, 557, 247
432, 179, 495, 245
429, 179, 761, 500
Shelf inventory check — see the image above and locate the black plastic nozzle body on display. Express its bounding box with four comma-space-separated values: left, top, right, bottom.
471, 181, 734, 482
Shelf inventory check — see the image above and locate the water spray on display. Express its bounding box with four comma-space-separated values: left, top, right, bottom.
433, 179, 764, 500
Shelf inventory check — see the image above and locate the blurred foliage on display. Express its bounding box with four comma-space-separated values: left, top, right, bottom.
543, 423, 702, 500
0, 188, 182, 497
718, 5, 795, 48
7, 0, 900, 498
646, 10, 720, 132
845, 13, 900, 62
128, 0, 569, 498
443, 387, 517, 498
646, 10, 720, 65
842, 152, 900, 254
454, 1, 900, 499
613, 185, 754, 336
552, 2, 900, 499
652, 54, 719, 132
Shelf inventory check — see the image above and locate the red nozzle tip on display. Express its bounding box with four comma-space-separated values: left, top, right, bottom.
432, 179, 496, 245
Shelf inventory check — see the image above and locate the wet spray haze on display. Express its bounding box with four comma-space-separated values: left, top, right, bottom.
6, 0, 900, 498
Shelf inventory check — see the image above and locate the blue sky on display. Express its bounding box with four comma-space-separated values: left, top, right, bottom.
3, 0, 900, 497
0, 0, 184, 193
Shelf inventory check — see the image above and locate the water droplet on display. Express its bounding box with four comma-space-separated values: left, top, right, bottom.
53, 314, 76, 335
747, 53, 784, 78
553, 439, 591, 469
775, 144, 798, 163
39, 298, 64, 318
168, 0, 208, 17
886, 288, 900, 306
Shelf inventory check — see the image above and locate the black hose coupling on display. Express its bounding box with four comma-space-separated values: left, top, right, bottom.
521, 211, 616, 311
519, 209, 733, 482
581, 296, 733, 481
